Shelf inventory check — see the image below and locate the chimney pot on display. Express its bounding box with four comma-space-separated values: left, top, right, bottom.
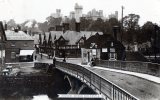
75, 22, 80, 32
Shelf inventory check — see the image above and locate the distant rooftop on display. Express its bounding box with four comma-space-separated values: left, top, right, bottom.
5, 30, 33, 40
34, 31, 103, 45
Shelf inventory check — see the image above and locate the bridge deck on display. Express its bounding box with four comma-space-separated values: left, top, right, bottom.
86, 67, 160, 100
37, 54, 160, 100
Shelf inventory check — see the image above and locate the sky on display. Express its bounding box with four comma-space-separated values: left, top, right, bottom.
0, 0, 160, 26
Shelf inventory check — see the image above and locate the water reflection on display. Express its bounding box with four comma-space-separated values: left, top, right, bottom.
0, 85, 53, 100
0, 69, 70, 100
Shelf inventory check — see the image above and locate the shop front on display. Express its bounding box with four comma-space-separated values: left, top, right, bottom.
19, 50, 34, 62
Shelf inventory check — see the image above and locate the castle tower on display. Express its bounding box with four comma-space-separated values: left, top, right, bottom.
56, 9, 61, 18
115, 11, 118, 20
74, 3, 83, 23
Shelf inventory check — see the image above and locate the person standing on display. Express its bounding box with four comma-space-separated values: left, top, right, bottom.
35, 55, 37, 60
41, 53, 42, 59
53, 57, 56, 66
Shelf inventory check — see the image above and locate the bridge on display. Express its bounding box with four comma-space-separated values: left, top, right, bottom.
55, 61, 139, 100
35, 54, 160, 100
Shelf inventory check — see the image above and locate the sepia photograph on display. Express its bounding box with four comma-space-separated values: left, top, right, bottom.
0, 0, 160, 100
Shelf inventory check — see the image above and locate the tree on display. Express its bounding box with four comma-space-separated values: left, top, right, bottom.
109, 18, 120, 27
38, 21, 49, 32
46, 16, 62, 28
141, 21, 154, 42
123, 14, 140, 31
123, 14, 140, 43
88, 18, 105, 32
80, 17, 93, 31
7, 19, 16, 30
69, 18, 76, 31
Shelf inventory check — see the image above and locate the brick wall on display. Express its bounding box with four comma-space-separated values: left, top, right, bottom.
5, 40, 34, 63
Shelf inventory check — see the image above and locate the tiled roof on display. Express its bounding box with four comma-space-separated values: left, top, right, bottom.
34, 31, 103, 45
5, 30, 33, 40
47, 31, 103, 45
46, 31, 63, 42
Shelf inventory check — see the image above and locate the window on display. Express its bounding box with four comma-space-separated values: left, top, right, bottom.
110, 48, 115, 52
90, 43, 96, 48
11, 42, 15, 47
24, 43, 28, 47
92, 49, 96, 56
102, 48, 108, 52
111, 42, 114, 47
11, 52, 16, 59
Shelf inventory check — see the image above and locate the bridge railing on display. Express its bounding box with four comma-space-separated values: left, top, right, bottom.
55, 61, 139, 100
95, 60, 160, 77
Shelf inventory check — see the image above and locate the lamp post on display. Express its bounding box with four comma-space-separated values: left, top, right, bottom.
121, 6, 124, 43
95, 44, 97, 59
154, 24, 158, 61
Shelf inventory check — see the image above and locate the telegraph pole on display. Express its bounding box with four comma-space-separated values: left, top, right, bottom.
121, 6, 124, 43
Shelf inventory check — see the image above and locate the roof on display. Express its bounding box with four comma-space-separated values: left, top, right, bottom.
34, 31, 103, 45
82, 34, 124, 49
46, 31, 63, 42
5, 30, 33, 41
45, 31, 103, 45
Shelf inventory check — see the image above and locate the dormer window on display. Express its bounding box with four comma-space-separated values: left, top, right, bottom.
90, 43, 96, 48
90, 43, 97, 48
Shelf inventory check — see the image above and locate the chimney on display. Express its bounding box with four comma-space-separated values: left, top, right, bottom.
113, 26, 120, 41
62, 16, 70, 33
63, 23, 69, 32
14, 27, 19, 33
4, 23, 7, 30
75, 22, 80, 32
55, 25, 63, 31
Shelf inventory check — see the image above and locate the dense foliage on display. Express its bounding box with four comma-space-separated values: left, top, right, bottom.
6, 13, 160, 45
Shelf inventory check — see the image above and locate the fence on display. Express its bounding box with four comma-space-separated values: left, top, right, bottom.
4, 62, 34, 68
95, 60, 160, 77
55, 61, 138, 100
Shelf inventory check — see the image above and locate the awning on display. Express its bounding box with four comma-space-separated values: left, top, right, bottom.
19, 50, 34, 56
